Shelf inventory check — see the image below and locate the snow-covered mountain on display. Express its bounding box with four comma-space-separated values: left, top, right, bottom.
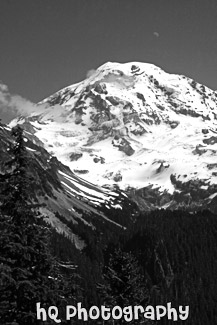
10, 62, 217, 211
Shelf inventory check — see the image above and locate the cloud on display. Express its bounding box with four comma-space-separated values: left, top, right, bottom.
0, 82, 45, 123
86, 69, 96, 78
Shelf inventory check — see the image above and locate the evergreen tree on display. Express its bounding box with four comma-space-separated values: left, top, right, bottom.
0, 126, 64, 324
98, 248, 149, 323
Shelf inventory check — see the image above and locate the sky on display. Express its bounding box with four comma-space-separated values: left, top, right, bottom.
0, 0, 217, 104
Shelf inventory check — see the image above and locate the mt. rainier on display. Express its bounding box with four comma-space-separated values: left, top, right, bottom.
11, 62, 217, 211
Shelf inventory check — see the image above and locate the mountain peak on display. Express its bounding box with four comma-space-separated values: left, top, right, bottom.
10, 61, 217, 211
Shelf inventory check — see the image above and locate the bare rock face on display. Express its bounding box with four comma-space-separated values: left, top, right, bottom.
93, 156, 105, 164
203, 136, 217, 145
202, 128, 209, 134
69, 152, 83, 161
120, 139, 135, 156
94, 82, 108, 95
113, 171, 122, 182
104, 170, 122, 182
169, 121, 179, 129
112, 137, 135, 156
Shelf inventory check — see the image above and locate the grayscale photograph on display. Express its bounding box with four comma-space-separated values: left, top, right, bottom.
0, 1, 217, 324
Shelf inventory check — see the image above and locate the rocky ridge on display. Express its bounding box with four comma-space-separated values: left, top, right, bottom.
0, 122, 133, 248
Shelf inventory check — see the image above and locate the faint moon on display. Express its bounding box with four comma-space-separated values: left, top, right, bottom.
153, 32, 160, 38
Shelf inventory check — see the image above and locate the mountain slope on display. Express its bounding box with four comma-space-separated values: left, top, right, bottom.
0, 123, 133, 248
10, 61, 217, 211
